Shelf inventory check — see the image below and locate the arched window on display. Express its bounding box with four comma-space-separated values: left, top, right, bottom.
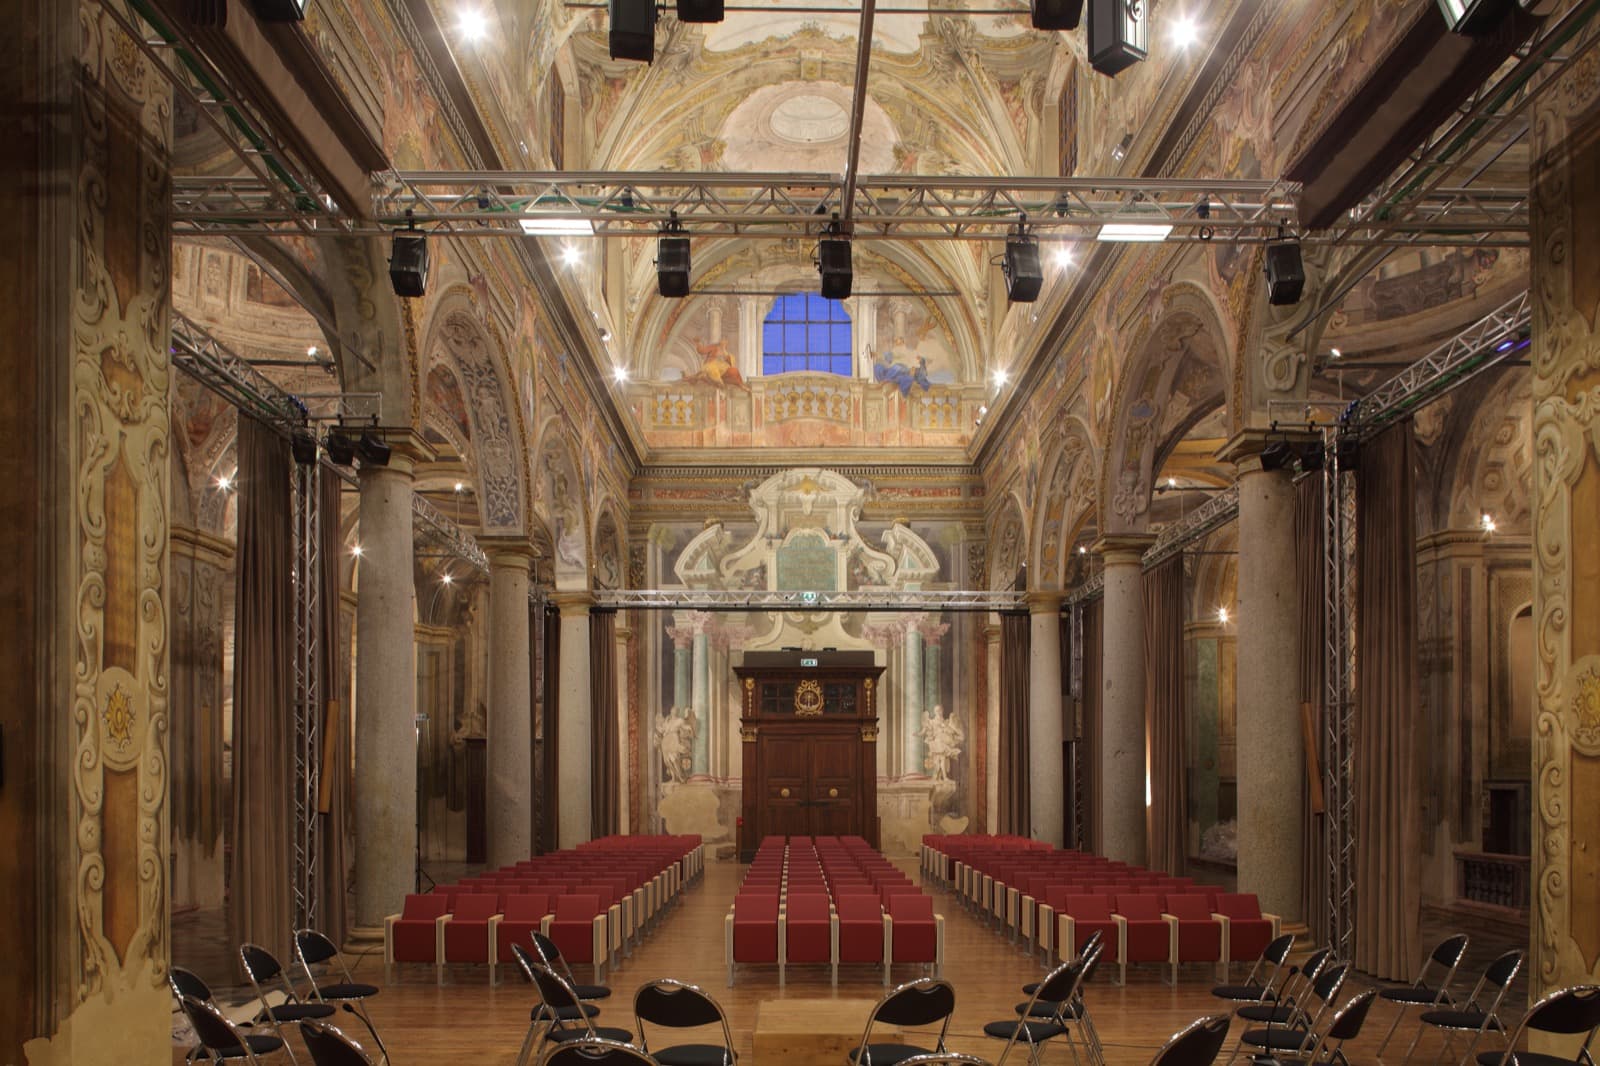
762, 293, 851, 376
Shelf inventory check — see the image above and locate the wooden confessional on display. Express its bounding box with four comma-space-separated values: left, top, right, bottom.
735, 650, 883, 861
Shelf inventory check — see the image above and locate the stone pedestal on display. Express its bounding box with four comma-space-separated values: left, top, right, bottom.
556, 592, 594, 848
354, 448, 422, 929
1096, 537, 1152, 865
1029, 593, 1065, 846
484, 544, 534, 870
1224, 437, 1304, 922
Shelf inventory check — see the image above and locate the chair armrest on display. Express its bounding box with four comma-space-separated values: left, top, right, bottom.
881, 914, 892, 961
1021, 894, 1036, 938
591, 915, 607, 966
488, 914, 503, 944
1058, 914, 1076, 961
830, 914, 840, 964
1211, 914, 1231, 963
1113, 914, 1128, 960
607, 903, 623, 952
724, 911, 734, 965
777, 914, 787, 964
934, 914, 945, 969
1264, 912, 1282, 938
1163, 915, 1178, 963
436, 915, 452, 961
383, 915, 400, 964
1038, 904, 1055, 952
540, 915, 553, 936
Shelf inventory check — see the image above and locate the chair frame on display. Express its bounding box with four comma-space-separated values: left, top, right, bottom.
523, 961, 631, 1066
535, 1036, 657, 1066
631, 978, 737, 1066
239, 942, 338, 1066
1226, 963, 1349, 1066
178, 993, 285, 1066
298, 1019, 376, 1066
851, 977, 957, 1066
1376, 933, 1471, 1055
1479, 983, 1600, 1066
293, 929, 389, 1066
1402, 949, 1523, 1066
1150, 1014, 1232, 1066
1210, 933, 1297, 1006
990, 949, 1095, 1066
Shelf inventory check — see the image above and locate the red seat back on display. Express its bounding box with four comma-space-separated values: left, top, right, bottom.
1066, 894, 1113, 920
403, 894, 449, 920
887, 894, 933, 920
553, 894, 601, 919
453, 894, 499, 920
1115, 894, 1162, 920
1216, 893, 1263, 920
1165, 894, 1212, 920
502, 894, 549, 922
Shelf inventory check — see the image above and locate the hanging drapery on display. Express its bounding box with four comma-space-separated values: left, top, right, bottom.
1295, 474, 1329, 945
228, 416, 293, 961
1144, 557, 1187, 874
1081, 599, 1104, 854
1060, 607, 1077, 850
590, 608, 620, 838
538, 602, 560, 853
1354, 421, 1421, 980
315, 466, 350, 942
997, 611, 1031, 835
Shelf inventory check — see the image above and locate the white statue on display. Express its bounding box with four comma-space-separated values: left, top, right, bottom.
655, 707, 695, 784
919, 704, 964, 782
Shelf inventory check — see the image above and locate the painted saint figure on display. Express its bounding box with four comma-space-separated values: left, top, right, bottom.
919, 703, 963, 782
870, 343, 931, 397
655, 706, 696, 784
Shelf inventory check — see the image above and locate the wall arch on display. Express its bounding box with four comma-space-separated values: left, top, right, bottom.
534, 417, 589, 591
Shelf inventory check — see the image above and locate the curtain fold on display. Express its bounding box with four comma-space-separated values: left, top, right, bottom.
1144, 557, 1187, 874
590, 608, 620, 838
228, 416, 293, 961
1354, 421, 1421, 979
539, 603, 560, 853
1081, 599, 1104, 854
315, 465, 349, 941
1295, 474, 1329, 946
1060, 609, 1077, 850
997, 611, 1031, 835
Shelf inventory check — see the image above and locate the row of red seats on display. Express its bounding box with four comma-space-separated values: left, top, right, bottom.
384, 835, 702, 985
922, 834, 1280, 985
725, 835, 943, 986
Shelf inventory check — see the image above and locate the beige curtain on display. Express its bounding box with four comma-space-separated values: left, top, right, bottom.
228, 416, 293, 961
590, 609, 620, 838
1081, 599, 1104, 854
315, 466, 349, 941
998, 611, 1031, 835
1354, 422, 1421, 979
1295, 475, 1329, 945
538, 603, 560, 852
1144, 557, 1187, 874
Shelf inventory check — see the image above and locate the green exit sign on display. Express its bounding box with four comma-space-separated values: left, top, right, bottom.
800, 657, 818, 668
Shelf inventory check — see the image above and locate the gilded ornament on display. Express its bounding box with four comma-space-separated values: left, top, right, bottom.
794, 678, 825, 717
103, 683, 135, 751
1571, 663, 1600, 751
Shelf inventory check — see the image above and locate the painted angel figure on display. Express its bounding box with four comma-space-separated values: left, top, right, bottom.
655, 706, 694, 784
919, 704, 964, 782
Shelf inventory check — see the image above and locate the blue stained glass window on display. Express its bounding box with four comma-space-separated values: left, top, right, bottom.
761, 293, 852, 377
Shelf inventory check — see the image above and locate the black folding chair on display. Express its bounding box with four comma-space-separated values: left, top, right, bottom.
533, 930, 613, 1001
1227, 963, 1349, 1066
240, 943, 337, 1065
522, 961, 634, 1066
898, 1056, 994, 1066
1014, 935, 1106, 1066
1234, 948, 1335, 1029
1474, 983, 1600, 1066
178, 994, 288, 1065
986, 948, 1094, 1066
537, 1037, 657, 1066
632, 978, 737, 1066
1300, 991, 1380, 1066
1150, 1015, 1231, 1066
849, 978, 958, 1066
1406, 949, 1523, 1066
298, 1020, 375, 1066
1210, 932, 1296, 1006
293, 930, 388, 1065
1377, 934, 1471, 1054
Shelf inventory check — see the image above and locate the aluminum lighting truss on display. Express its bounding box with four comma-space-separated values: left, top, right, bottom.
291, 460, 322, 931
1063, 570, 1105, 606
1141, 485, 1242, 571
166, 171, 1529, 247
592, 588, 1027, 612
413, 495, 490, 575
1320, 429, 1358, 963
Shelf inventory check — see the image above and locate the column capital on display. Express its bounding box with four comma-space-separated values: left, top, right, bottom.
477, 536, 536, 572
1092, 534, 1155, 567
1217, 427, 1319, 475
983, 623, 1003, 642
551, 589, 594, 613
1027, 590, 1064, 613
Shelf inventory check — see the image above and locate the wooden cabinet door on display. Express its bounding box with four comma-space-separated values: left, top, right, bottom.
808, 733, 859, 837
762, 734, 812, 839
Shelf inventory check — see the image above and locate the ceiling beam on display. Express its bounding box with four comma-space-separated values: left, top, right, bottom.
840, 0, 877, 227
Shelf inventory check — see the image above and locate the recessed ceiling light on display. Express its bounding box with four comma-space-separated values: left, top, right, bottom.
1097, 223, 1173, 243
613, 366, 629, 383
992, 368, 1009, 387
1171, 16, 1199, 48
457, 8, 488, 41
351, 544, 364, 558
1053, 247, 1075, 269
1330, 347, 1343, 359
519, 217, 595, 237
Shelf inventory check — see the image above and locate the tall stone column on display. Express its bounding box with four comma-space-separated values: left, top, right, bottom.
555, 591, 594, 847
1029, 593, 1065, 845
615, 622, 633, 833
354, 441, 427, 929
924, 631, 942, 718
985, 622, 1002, 832
1223, 434, 1304, 921
483, 543, 534, 870
1096, 536, 1153, 865
1529, 72, 1600, 1003
690, 615, 711, 777
669, 616, 692, 709
905, 621, 925, 775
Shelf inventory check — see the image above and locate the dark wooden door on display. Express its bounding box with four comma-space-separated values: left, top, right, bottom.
763, 735, 813, 839
808, 735, 859, 836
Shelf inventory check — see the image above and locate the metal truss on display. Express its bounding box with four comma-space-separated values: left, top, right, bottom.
166, 171, 1529, 247
290, 462, 322, 932
593, 588, 1027, 612
413, 495, 490, 575
171, 312, 310, 426
1345, 290, 1531, 437
1064, 571, 1104, 606
1142, 486, 1242, 571
1320, 429, 1358, 962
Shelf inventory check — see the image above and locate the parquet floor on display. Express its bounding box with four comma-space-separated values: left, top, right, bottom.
174, 857, 1521, 1065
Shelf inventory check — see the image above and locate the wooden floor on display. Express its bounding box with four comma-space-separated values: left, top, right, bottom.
174, 857, 1522, 1065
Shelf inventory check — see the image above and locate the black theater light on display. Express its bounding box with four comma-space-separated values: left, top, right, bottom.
657, 212, 690, 298
324, 432, 355, 467
291, 428, 319, 466
677, 0, 724, 22
1088, 0, 1147, 76
246, 0, 308, 20
609, 0, 656, 62
1002, 219, 1043, 304
1030, 0, 1084, 30
1264, 236, 1305, 307
357, 428, 391, 467
388, 213, 428, 299
817, 218, 852, 301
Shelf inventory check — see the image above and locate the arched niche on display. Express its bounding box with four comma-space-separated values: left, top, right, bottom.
989, 493, 1029, 592
1030, 412, 1098, 591
534, 419, 589, 591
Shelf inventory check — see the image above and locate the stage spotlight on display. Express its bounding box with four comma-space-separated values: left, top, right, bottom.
357, 429, 391, 467
388, 215, 429, 298
609, 0, 656, 62
657, 213, 690, 297
1029, 0, 1084, 30
1259, 436, 1294, 471
246, 0, 307, 20
1264, 237, 1305, 306
677, 0, 724, 21
291, 428, 319, 466
1089, 0, 1147, 76
817, 219, 852, 300
324, 432, 356, 466
1002, 222, 1043, 303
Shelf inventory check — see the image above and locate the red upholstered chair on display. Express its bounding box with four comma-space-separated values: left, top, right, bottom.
835, 895, 889, 984
1164, 894, 1224, 984
781, 894, 834, 986
1113, 893, 1173, 986
725, 894, 779, 986
443, 894, 502, 984
549, 894, 609, 984
886, 894, 943, 978
383, 894, 448, 983
497, 893, 553, 968
1214, 893, 1280, 977
1057, 895, 1119, 969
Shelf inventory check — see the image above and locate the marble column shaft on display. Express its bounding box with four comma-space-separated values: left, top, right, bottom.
556, 593, 594, 847
691, 627, 710, 776
1232, 455, 1304, 921
485, 547, 534, 870
1029, 593, 1065, 846
354, 454, 420, 929
905, 624, 925, 775
985, 623, 1002, 833
1097, 539, 1150, 865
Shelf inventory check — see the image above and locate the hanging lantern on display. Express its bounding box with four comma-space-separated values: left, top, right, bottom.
1089, 0, 1147, 77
